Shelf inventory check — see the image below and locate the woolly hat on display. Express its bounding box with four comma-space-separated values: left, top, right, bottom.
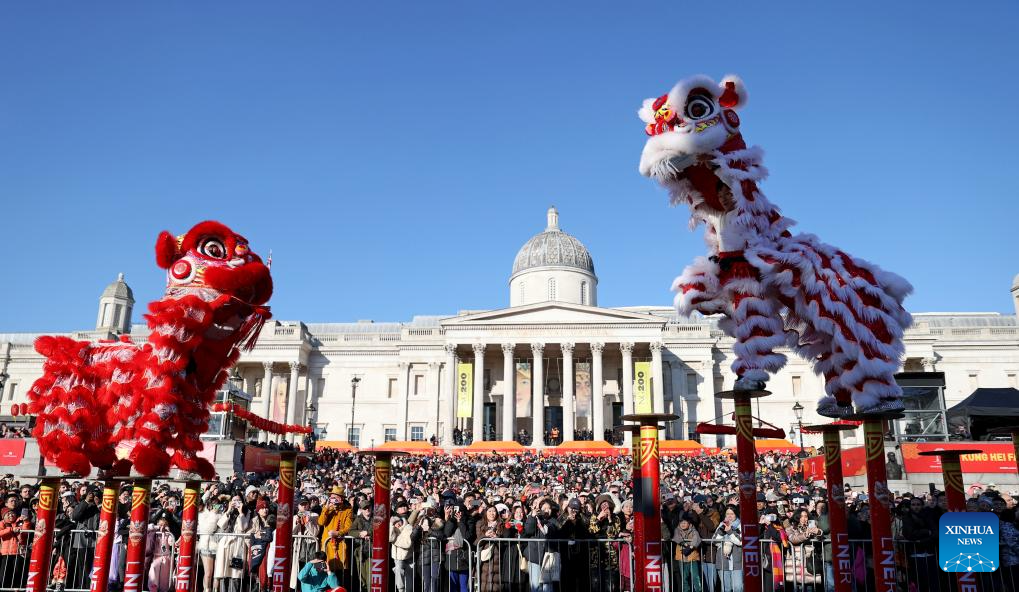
594, 494, 615, 512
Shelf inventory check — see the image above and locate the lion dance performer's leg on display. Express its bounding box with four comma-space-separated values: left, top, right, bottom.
754, 239, 912, 414
673, 256, 725, 316
716, 252, 788, 390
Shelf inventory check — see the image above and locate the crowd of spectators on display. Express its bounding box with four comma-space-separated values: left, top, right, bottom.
0, 447, 1016, 592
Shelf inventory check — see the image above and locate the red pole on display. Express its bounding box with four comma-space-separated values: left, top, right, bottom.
638, 424, 664, 592
370, 453, 395, 592
174, 481, 201, 591
862, 419, 896, 592
89, 480, 119, 592
123, 480, 153, 592
271, 452, 297, 592
630, 428, 645, 592
820, 428, 853, 592
25, 477, 61, 592
733, 395, 762, 592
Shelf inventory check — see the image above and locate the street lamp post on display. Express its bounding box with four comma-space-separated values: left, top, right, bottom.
792, 401, 806, 456
349, 377, 360, 446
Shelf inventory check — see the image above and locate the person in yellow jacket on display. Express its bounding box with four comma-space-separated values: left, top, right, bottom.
318, 486, 353, 572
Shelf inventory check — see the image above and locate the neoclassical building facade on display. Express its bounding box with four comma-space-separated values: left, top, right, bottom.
3, 207, 1019, 450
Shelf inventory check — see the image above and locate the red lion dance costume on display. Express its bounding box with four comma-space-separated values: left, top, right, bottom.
638, 75, 912, 417
29, 221, 272, 478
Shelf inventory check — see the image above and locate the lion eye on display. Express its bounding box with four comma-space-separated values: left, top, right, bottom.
685, 96, 714, 120
199, 238, 227, 259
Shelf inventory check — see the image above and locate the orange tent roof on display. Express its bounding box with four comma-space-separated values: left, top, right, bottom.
755, 439, 799, 452
544, 440, 621, 456
458, 441, 532, 455
657, 440, 705, 455
317, 441, 356, 451
374, 440, 442, 455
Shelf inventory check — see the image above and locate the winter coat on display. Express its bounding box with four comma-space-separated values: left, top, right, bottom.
672, 525, 701, 562
195, 510, 221, 555
417, 524, 445, 567
523, 514, 560, 564
318, 503, 353, 569
713, 519, 742, 570
0, 517, 20, 555
476, 520, 507, 592
349, 512, 373, 561
443, 517, 473, 572
213, 510, 251, 580
71, 500, 99, 549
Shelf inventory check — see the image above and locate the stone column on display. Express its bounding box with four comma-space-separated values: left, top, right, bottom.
651, 343, 665, 440
922, 357, 937, 372
472, 343, 485, 442
444, 345, 457, 447
502, 343, 515, 442
591, 342, 605, 442
531, 343, 545, 448
287, 362, 301, 443
397, 362, 411, 440
260, 362, 273, 439
561, 342, 575, 444
670, 362, 685, 439
428, 362, 441, 441
303, 371, 315, 430
621, 342, 634, 416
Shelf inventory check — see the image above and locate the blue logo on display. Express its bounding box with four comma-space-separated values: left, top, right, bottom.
939, 512, 998, 572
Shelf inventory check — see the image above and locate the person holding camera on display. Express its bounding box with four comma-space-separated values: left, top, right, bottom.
786, 508, 824, 590
712, 506, 743, 592
318, 486, 353, 574
213, 494, 252, 592
197, 497, 225, 592
299, 551, 342, 592
145, 514, 176, 592
673, 514, 703, 592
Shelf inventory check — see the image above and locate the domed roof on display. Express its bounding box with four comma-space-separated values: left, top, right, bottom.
512, 208, 595, 277
102, 273, 134, 302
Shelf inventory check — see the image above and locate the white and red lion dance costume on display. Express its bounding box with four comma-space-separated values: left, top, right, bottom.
29, 221, 272, 478
638, 75, 912, 417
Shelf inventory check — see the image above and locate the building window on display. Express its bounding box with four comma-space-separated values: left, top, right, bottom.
581, 281, 587, 305
414, 375, 423, 396
387, 378, 397, 398
968, 372, 979, 391
384, 427, 397, 442
688, 422, 700, 443
685, 373, 697, 397
6, 382, 16, 401
791, 375, 802, 397
347, 427, 360, 447
548, 278, 557, 301
410, 426, 425, 441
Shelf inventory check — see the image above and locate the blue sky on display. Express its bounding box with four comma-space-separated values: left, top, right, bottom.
2, 2, 1017, 332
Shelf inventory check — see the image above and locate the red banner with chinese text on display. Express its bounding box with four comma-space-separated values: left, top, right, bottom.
901, 443, 1017, 473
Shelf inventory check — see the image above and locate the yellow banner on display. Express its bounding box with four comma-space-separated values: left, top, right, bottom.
456, 362, 473, 418
634, 361, 652, 414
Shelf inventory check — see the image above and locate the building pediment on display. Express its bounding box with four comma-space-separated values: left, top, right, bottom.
441, 302, 668, 327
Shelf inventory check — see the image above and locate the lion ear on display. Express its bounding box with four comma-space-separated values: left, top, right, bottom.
155, 231, 178, 269
718, 75, 748, 109
638, 97, 657, 124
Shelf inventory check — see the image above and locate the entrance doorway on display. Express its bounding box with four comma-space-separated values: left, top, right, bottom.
483, 402, 496, 441
611, 403, 623, 443
544, 406, 563, 445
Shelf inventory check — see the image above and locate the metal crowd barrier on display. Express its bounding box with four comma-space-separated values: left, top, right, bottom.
474, 537, 635, 592
5, 525, 1019, 592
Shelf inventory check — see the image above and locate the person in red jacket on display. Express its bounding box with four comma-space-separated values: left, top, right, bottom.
0, 507, 26, 589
